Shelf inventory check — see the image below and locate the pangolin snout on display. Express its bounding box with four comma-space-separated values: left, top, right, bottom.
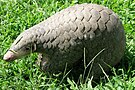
3, 51, 16, 61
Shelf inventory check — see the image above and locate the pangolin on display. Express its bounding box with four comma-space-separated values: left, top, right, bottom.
3, 3, 126, 79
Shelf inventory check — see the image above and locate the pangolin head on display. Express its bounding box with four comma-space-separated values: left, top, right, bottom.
3, 30, 37, 61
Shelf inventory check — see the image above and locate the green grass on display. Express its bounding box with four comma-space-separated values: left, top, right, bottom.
0, 0, 135, 89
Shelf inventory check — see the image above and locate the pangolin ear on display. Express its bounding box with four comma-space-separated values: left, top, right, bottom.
33, 43, 37, 51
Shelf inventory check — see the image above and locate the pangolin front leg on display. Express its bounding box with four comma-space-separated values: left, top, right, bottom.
37, 53, 50, 71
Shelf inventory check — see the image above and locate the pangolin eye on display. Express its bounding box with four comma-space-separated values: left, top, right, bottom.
25, 47, 30, 50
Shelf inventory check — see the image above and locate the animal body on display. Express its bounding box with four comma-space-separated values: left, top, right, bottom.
3, 3, 126, 79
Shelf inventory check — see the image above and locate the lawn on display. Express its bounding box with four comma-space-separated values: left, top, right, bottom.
0, 0, 135, 89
